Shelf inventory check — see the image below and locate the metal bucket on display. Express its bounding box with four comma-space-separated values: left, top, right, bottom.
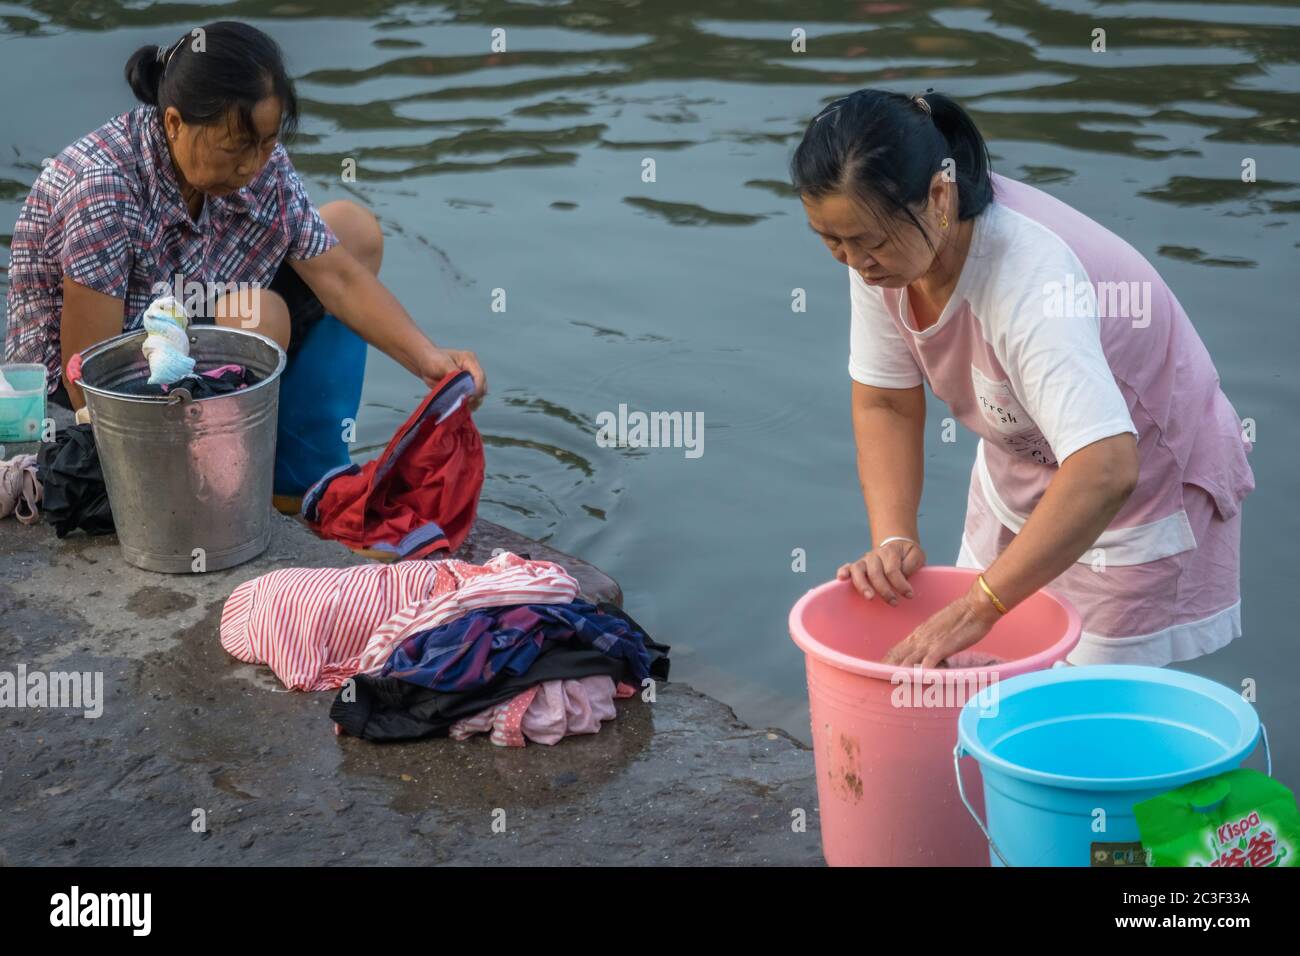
79, 327, 287, 573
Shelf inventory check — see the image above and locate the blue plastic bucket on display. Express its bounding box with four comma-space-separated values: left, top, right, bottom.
955, 665, 1268, 867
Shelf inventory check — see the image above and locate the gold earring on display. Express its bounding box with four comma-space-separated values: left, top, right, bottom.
940, 213, 949, 230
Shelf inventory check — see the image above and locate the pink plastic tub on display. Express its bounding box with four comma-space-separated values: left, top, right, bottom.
789, 566, 1081, 867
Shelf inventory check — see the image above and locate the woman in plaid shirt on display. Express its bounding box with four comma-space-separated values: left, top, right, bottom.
4, 20, 486, 413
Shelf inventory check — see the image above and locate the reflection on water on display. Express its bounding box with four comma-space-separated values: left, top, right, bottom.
2, 1, 1297, 762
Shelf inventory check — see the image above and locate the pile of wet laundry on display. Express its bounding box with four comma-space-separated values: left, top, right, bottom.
219, 551, 669, 746
0, 423, 116, 537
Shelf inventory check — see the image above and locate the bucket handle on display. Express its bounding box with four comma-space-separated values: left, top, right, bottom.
953, 744, 1012, 867
1260, 722, 1273, 778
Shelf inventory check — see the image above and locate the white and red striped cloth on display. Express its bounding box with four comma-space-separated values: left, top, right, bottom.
220, 552, 578, 691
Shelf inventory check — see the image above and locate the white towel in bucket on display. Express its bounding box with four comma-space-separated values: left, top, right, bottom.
141, 296, 195, 385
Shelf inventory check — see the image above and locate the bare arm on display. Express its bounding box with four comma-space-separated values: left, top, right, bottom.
288, 245, 486, 400
883, 433, 1139, 667
59, 277, 125, 411
980, 433, 1138, 610
852, 380, 926, 545
838, 380, 928, 604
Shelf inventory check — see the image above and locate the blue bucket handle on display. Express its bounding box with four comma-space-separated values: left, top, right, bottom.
954, 722, 1273, 869
953, 744, 1012, 867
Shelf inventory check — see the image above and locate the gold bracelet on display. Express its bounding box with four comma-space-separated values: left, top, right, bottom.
977, 574, 1008, 615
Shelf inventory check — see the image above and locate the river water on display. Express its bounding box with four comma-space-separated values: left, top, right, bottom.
2, 1, 1297, 774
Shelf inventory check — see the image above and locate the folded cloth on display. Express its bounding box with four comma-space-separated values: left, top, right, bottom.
331, 633, 670, 742
36, 424, 113, 537
0, 454, 41, 524
140, 295, 195, 385
379, 599, 661, 692
302, 370, 484, 560
450, 684, 541, 748
449, 677, 639, 747
219, 551, 578, 692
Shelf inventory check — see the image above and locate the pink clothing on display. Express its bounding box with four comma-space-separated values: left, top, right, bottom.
959, 480, 1241, 665
451, 685, 541, 747
850, 174, 1253, 664
219, 552, 578, 691
449, 677, 637, 747
0, 454, 41, 524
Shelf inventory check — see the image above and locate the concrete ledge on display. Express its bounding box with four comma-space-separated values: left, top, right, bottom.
0, 510, 820, 865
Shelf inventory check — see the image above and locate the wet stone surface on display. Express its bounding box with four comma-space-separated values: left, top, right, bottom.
0, 511, 820, 865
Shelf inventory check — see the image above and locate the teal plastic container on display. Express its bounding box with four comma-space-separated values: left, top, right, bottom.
0, 363, 47, 443
955, 665, 1266, 867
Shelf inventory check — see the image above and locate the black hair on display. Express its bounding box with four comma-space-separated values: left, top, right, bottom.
124, 20, 299, 143
790, 89, 993, 243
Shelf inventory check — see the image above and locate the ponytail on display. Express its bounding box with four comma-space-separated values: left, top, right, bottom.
790, 88, 994, 239
923, 91, 993, 219
124, 45, 166, 107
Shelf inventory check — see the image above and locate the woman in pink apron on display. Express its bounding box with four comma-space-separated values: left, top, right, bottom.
792, 89, 1254, 667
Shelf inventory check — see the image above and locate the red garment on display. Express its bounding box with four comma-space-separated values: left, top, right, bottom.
303, 371, 483, 559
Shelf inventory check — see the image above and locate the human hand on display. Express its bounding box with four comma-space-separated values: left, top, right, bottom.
881, 588, 1002, 668
418, 347, 487, 410
836, 537, 926, 606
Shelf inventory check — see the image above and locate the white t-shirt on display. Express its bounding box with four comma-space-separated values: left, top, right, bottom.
846, 173, 1254, 569
849, 197, 1137, 469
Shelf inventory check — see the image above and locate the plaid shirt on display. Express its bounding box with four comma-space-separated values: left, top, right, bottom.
4, 105, 337, 392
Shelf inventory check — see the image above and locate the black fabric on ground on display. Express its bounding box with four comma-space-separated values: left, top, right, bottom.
331, 612, 671, 743
36, 424, 113, 537
116, 366, 257, 399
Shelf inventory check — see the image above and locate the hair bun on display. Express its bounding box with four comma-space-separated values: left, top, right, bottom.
124, 44, 165, 106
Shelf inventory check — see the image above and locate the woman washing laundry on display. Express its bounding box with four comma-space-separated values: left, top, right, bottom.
4, 20, 485, 420
791, 89, 1254, 668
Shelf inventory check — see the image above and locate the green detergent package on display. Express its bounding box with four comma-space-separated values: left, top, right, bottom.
1134, 768, 1300, 867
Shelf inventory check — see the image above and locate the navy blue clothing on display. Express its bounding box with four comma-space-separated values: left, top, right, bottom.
330, 601, 670, 742
380, 599, 660, 692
